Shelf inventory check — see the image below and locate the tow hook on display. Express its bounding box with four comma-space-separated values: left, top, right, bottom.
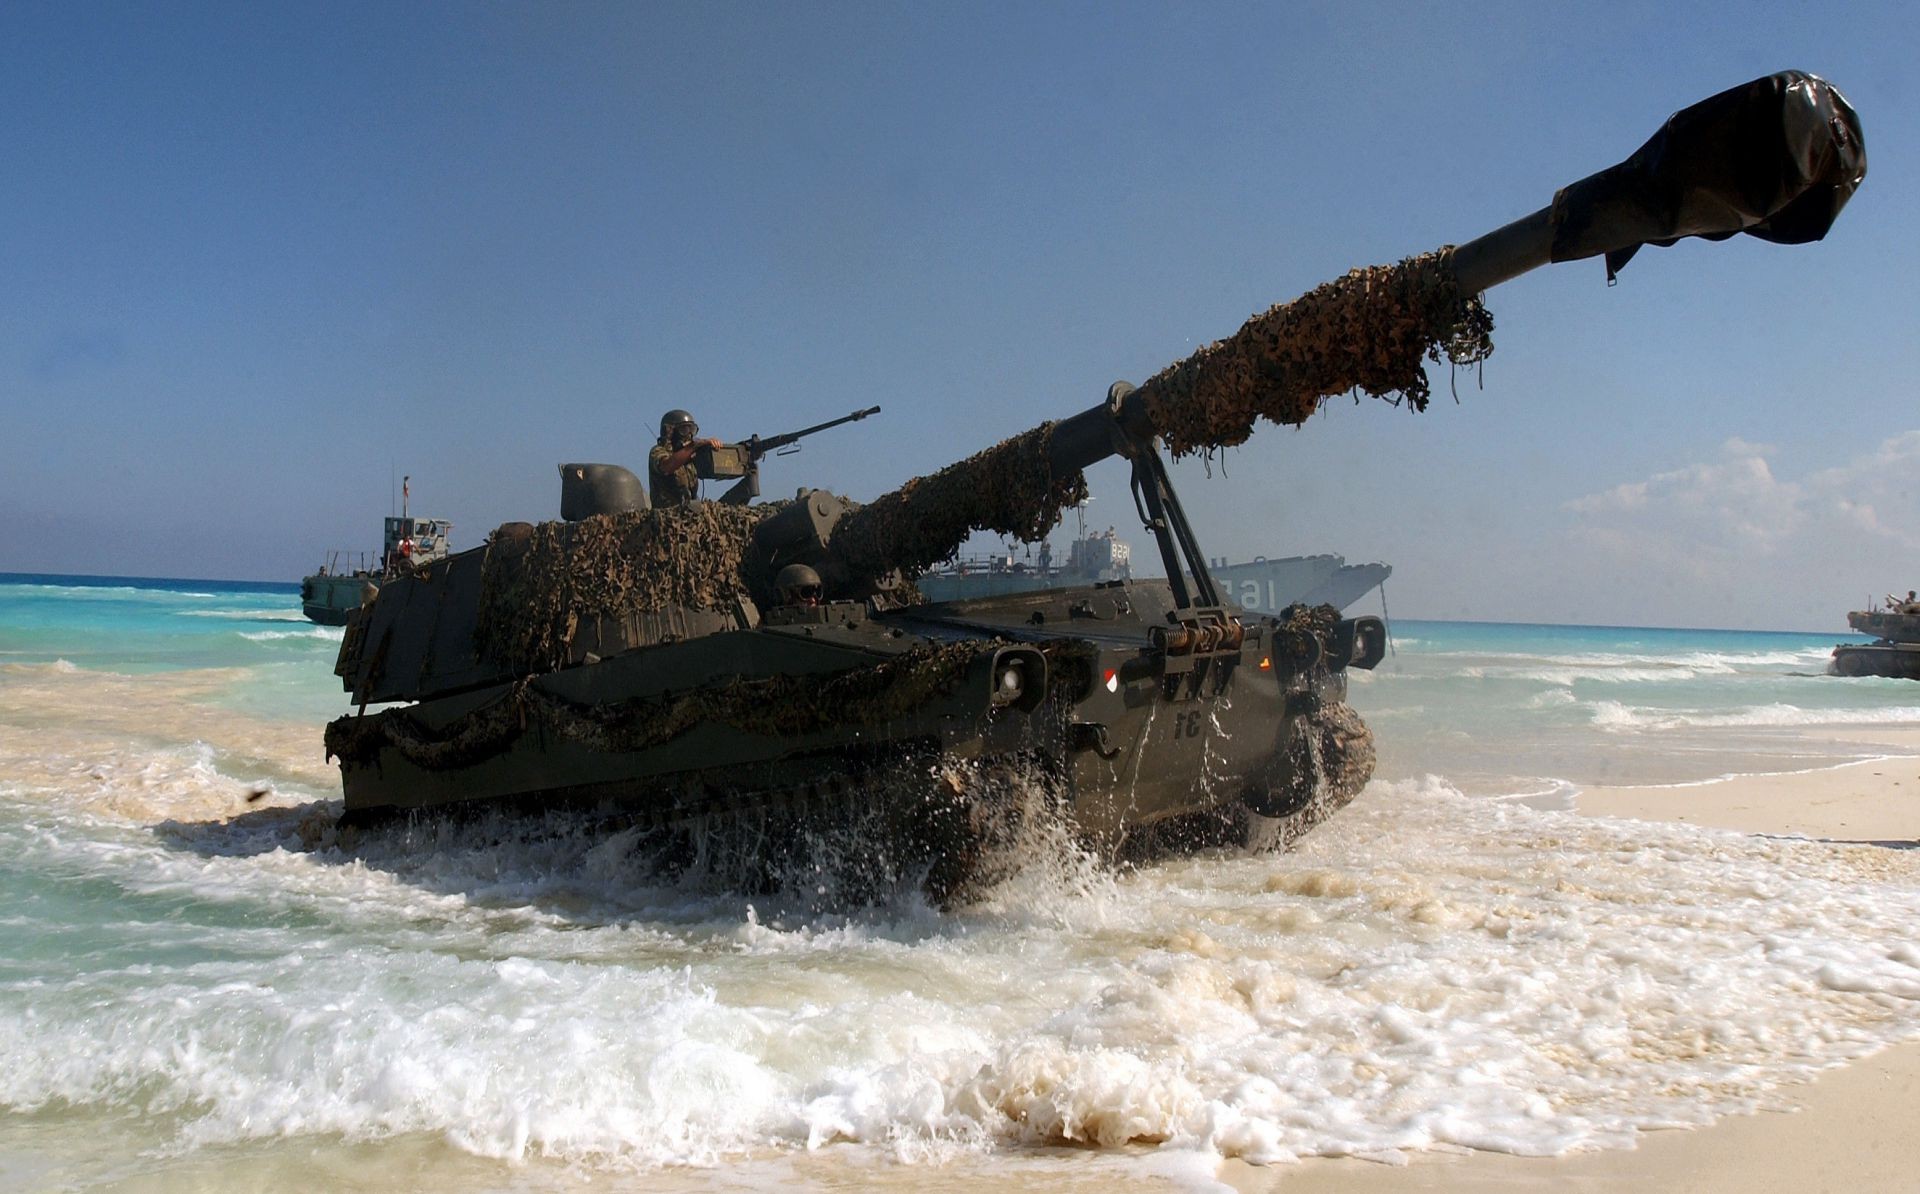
1070, 722, 1123, 759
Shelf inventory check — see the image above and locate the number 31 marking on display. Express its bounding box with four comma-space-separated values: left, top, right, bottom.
1172, 710, 1205, 739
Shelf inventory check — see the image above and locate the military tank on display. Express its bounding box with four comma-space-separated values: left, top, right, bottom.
1832, 593, 1920, 679
326, 71, 1864, 901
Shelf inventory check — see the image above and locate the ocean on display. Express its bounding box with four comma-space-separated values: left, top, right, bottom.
4, 573, 1920, 1189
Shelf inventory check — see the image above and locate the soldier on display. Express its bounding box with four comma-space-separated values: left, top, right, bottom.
648, 409, 724, 509
775, 563, 824, 607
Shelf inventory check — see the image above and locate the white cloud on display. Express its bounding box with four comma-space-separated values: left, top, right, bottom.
1548, 431, 1920, 626
1563, 437, 1806, 555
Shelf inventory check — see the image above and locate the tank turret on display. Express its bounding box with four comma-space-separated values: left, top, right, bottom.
326, 72, 1864, 902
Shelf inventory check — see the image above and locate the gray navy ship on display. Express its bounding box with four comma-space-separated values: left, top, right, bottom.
1207, 555, 1391, 616
916, 516, 1389, 617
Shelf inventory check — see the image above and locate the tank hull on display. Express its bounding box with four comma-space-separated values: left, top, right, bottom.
328, 578, 1381, 899
1830, 642, 1920, 680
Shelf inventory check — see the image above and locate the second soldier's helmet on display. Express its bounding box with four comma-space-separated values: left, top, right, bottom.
659, 409, 698, 440
775, 563, 823, 605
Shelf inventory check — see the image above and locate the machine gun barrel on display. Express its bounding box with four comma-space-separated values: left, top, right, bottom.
747, 405, 882, 459
826, 71, 1865, 591
710, 405, 883, 504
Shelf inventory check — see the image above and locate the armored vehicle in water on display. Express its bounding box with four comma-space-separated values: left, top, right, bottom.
326, 72, 1864, 900
1832, 592, 1920, 679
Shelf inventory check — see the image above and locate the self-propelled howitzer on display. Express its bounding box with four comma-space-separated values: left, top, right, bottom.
327, 71, 1864, 902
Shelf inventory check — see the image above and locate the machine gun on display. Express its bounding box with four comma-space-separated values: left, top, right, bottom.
697, 405, 883, 505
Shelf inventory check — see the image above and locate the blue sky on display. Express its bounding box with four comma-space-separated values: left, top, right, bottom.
2, 1, 1914, 629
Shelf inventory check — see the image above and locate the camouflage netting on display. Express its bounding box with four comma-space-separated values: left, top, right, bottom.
827, 422, 1090, 585
822, 252, 1492, 587
325, 640, 1019, 772
1139, 248, 1493, 457
475, 503, 784, 674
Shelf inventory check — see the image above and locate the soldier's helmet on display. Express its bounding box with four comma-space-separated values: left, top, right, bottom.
659, 409, 698, 440
775, 563, 823, 605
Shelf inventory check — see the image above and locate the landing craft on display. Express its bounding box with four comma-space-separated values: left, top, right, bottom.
326, 72, 1864, 902
299, 478, 452, 625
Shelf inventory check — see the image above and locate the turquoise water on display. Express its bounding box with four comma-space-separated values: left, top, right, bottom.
4, 574, 1920, 1187
0, 573, 351, 726
1360, 619, 1911, 796
3, 575, 1900, 793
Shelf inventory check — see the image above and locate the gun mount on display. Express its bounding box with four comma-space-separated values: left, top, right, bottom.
327, 71, 1864, 905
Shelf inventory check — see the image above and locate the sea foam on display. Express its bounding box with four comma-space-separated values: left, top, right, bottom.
5, 775, 1920, 1175
239, 626, 344, 643
7, 612, 1920, 1179
1591, 700, 1920, 730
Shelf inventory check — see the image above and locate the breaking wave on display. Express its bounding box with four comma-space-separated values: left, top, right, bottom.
178, 607, 309, 622
1590, 701, 1920, 730
239, 626, 344, 643
1440, 647, 1835, 686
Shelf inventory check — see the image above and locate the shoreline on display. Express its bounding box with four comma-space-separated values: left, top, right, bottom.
1222, 727, 1920, 1193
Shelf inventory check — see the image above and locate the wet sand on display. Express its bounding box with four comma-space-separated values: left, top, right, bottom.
1224, 731, 1920, 1193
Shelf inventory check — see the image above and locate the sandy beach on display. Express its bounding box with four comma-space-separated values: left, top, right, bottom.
1224, 730, 1920, 1193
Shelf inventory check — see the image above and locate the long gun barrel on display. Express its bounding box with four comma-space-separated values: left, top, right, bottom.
825, 70, 1865, 588
744, 405, 882, 460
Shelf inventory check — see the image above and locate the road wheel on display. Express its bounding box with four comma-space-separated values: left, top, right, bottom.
1241, 701, 1375, 852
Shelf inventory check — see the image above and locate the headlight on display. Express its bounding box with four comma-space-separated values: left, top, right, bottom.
993, 660, 1026, 704
987, 648, 1046, 712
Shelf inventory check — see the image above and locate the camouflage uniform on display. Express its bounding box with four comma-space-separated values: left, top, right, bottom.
648, 442, 699, 508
